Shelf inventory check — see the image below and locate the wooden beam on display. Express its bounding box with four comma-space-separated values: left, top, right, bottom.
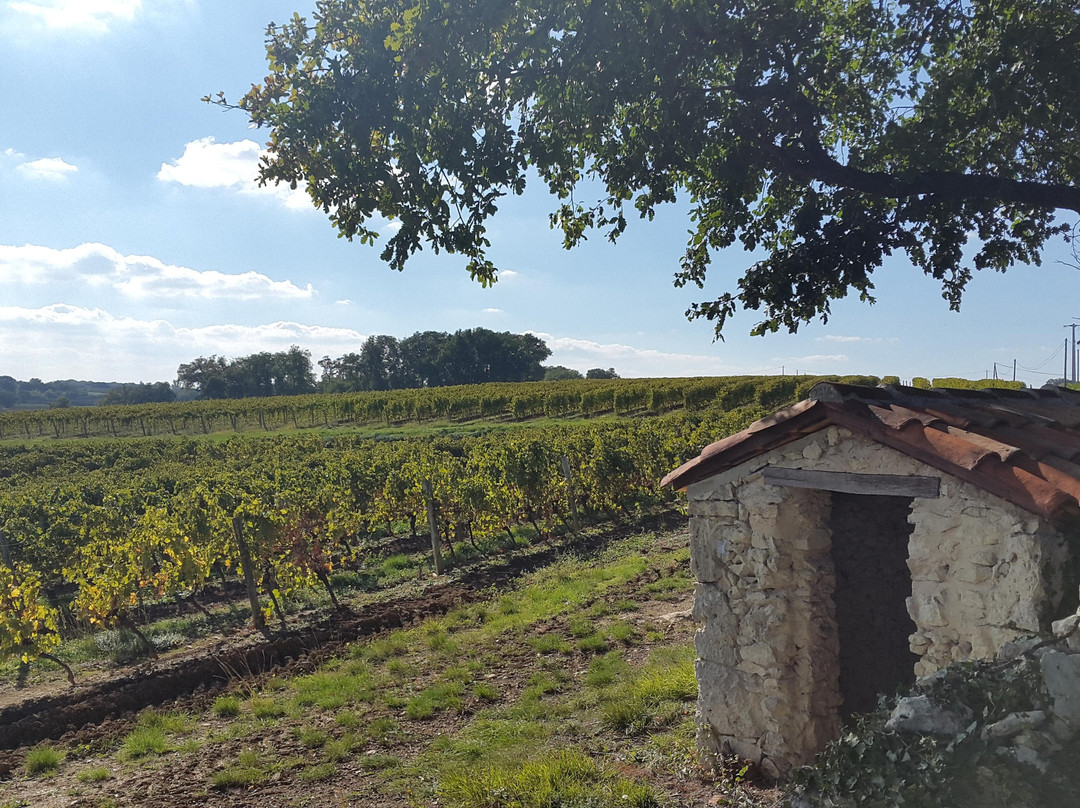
762, 466, 940, 498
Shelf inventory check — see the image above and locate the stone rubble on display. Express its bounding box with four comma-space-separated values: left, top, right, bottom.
881, 610, 1080, 774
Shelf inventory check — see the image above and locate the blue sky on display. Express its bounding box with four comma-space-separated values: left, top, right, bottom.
1, 0, 1077, 386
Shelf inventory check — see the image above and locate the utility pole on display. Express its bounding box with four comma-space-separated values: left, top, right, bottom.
1065, 324, 1080, 384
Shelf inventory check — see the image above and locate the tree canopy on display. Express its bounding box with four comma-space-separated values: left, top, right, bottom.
228, 0, 1080, 335
319, 328, 551, 390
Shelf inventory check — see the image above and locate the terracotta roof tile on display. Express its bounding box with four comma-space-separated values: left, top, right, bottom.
662, 382, 1080, 520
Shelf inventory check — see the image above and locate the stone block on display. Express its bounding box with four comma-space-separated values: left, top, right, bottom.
739, 642, 778, 668
1041, 651, 1080, 729
689, 499, 739, 519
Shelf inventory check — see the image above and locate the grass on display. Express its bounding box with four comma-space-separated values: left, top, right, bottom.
405, 681, 466, 719
597, 646, 697, 733
211, 696, 241, 718
24, 746, 63, 775
438, 748, 658, 808
120, 711, 194, 759
249, 696, 288, 719
76, 766, 111, 783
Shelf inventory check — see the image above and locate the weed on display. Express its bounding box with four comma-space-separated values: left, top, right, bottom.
121, 726, 169, 759
472, 682, 500, 702
600, 647, 696, 733
378, 554, 414, 578
295, 727, 328, 749
211, 696, 241, 718
324, 734, 360, 762
249, 696, 288, 719
527, 634, 572, 654
335, 711, 361, 729
357, 754, 402, 771
386, 657, 418, 678
25, 746, 63, 775
585, 601, 612, 618
211, 763, 266, 789
608, 620, 636, 644
613, 599, 640, 612
293, 669, 376, 709
76, 766, 111, 783
300, 762, 337, 781
568, 616, 596, 638
576, 633, 609, 654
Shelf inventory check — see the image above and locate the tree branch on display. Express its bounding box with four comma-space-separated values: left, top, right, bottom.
765, 142, 1080, 214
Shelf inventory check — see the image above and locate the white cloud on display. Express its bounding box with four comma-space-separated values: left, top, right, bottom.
772, 354, 850, 366
16, 156, 78, 180
816, 334, 899, 344
0, 242, 314, 301
335, 299, 353, 305
482, 307, 502, 314
497, 269, 519, 280
0, 304, 367, 382
158, 137, 311, 210
7, 0, 141, 33
532, 333, 754, 378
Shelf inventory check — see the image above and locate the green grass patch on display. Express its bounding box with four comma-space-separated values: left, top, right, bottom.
472, 682, 500, 703
405, 681, 466, 719
249, 695, 288, 719
299, 762, 337, 781
576, 633, 609, 654
527, 633, 572, 654
211, 696, 241, 718
357, 754, 402, 771
120, 711, 193, 759
335, 710, 362, 729
24, 746, 63, 775
438, 747, 658, 808
598, 647, 696, 734
361, 632, 409, 662
295, 727, 329, 749
368, 717, 400, 743
76, 766, 111, 783
211, 750, 269, 789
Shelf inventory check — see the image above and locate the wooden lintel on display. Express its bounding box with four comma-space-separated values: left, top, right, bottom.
762, 466, 940, 498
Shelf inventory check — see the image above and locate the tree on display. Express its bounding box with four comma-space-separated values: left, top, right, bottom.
100, 382, 177, 406
544, 366, 584, 381
176, 347, 316, 399
227, 0, 1080, 336
586, 368, 619, 380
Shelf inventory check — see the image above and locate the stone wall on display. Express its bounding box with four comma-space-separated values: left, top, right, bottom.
686, 426, 1075, 776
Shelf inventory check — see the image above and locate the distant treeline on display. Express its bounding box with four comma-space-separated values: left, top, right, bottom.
0, 376, 181, 411
176, 329, 555, 400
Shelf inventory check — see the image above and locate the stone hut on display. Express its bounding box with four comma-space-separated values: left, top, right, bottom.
661, 382, 1080, 778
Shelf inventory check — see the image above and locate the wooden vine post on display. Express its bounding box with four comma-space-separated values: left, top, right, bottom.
561, 455, 579, 533
232, 515, 270, 638
422, 479, 444, 575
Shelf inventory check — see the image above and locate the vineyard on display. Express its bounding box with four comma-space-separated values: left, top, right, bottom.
2, 372, 1040, 682
0, 372, 1047, 805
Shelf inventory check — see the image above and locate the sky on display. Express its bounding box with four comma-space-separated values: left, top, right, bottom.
1, 0, 1078, 388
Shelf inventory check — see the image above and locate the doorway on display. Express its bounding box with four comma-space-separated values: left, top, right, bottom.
828, 492, 920, 716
